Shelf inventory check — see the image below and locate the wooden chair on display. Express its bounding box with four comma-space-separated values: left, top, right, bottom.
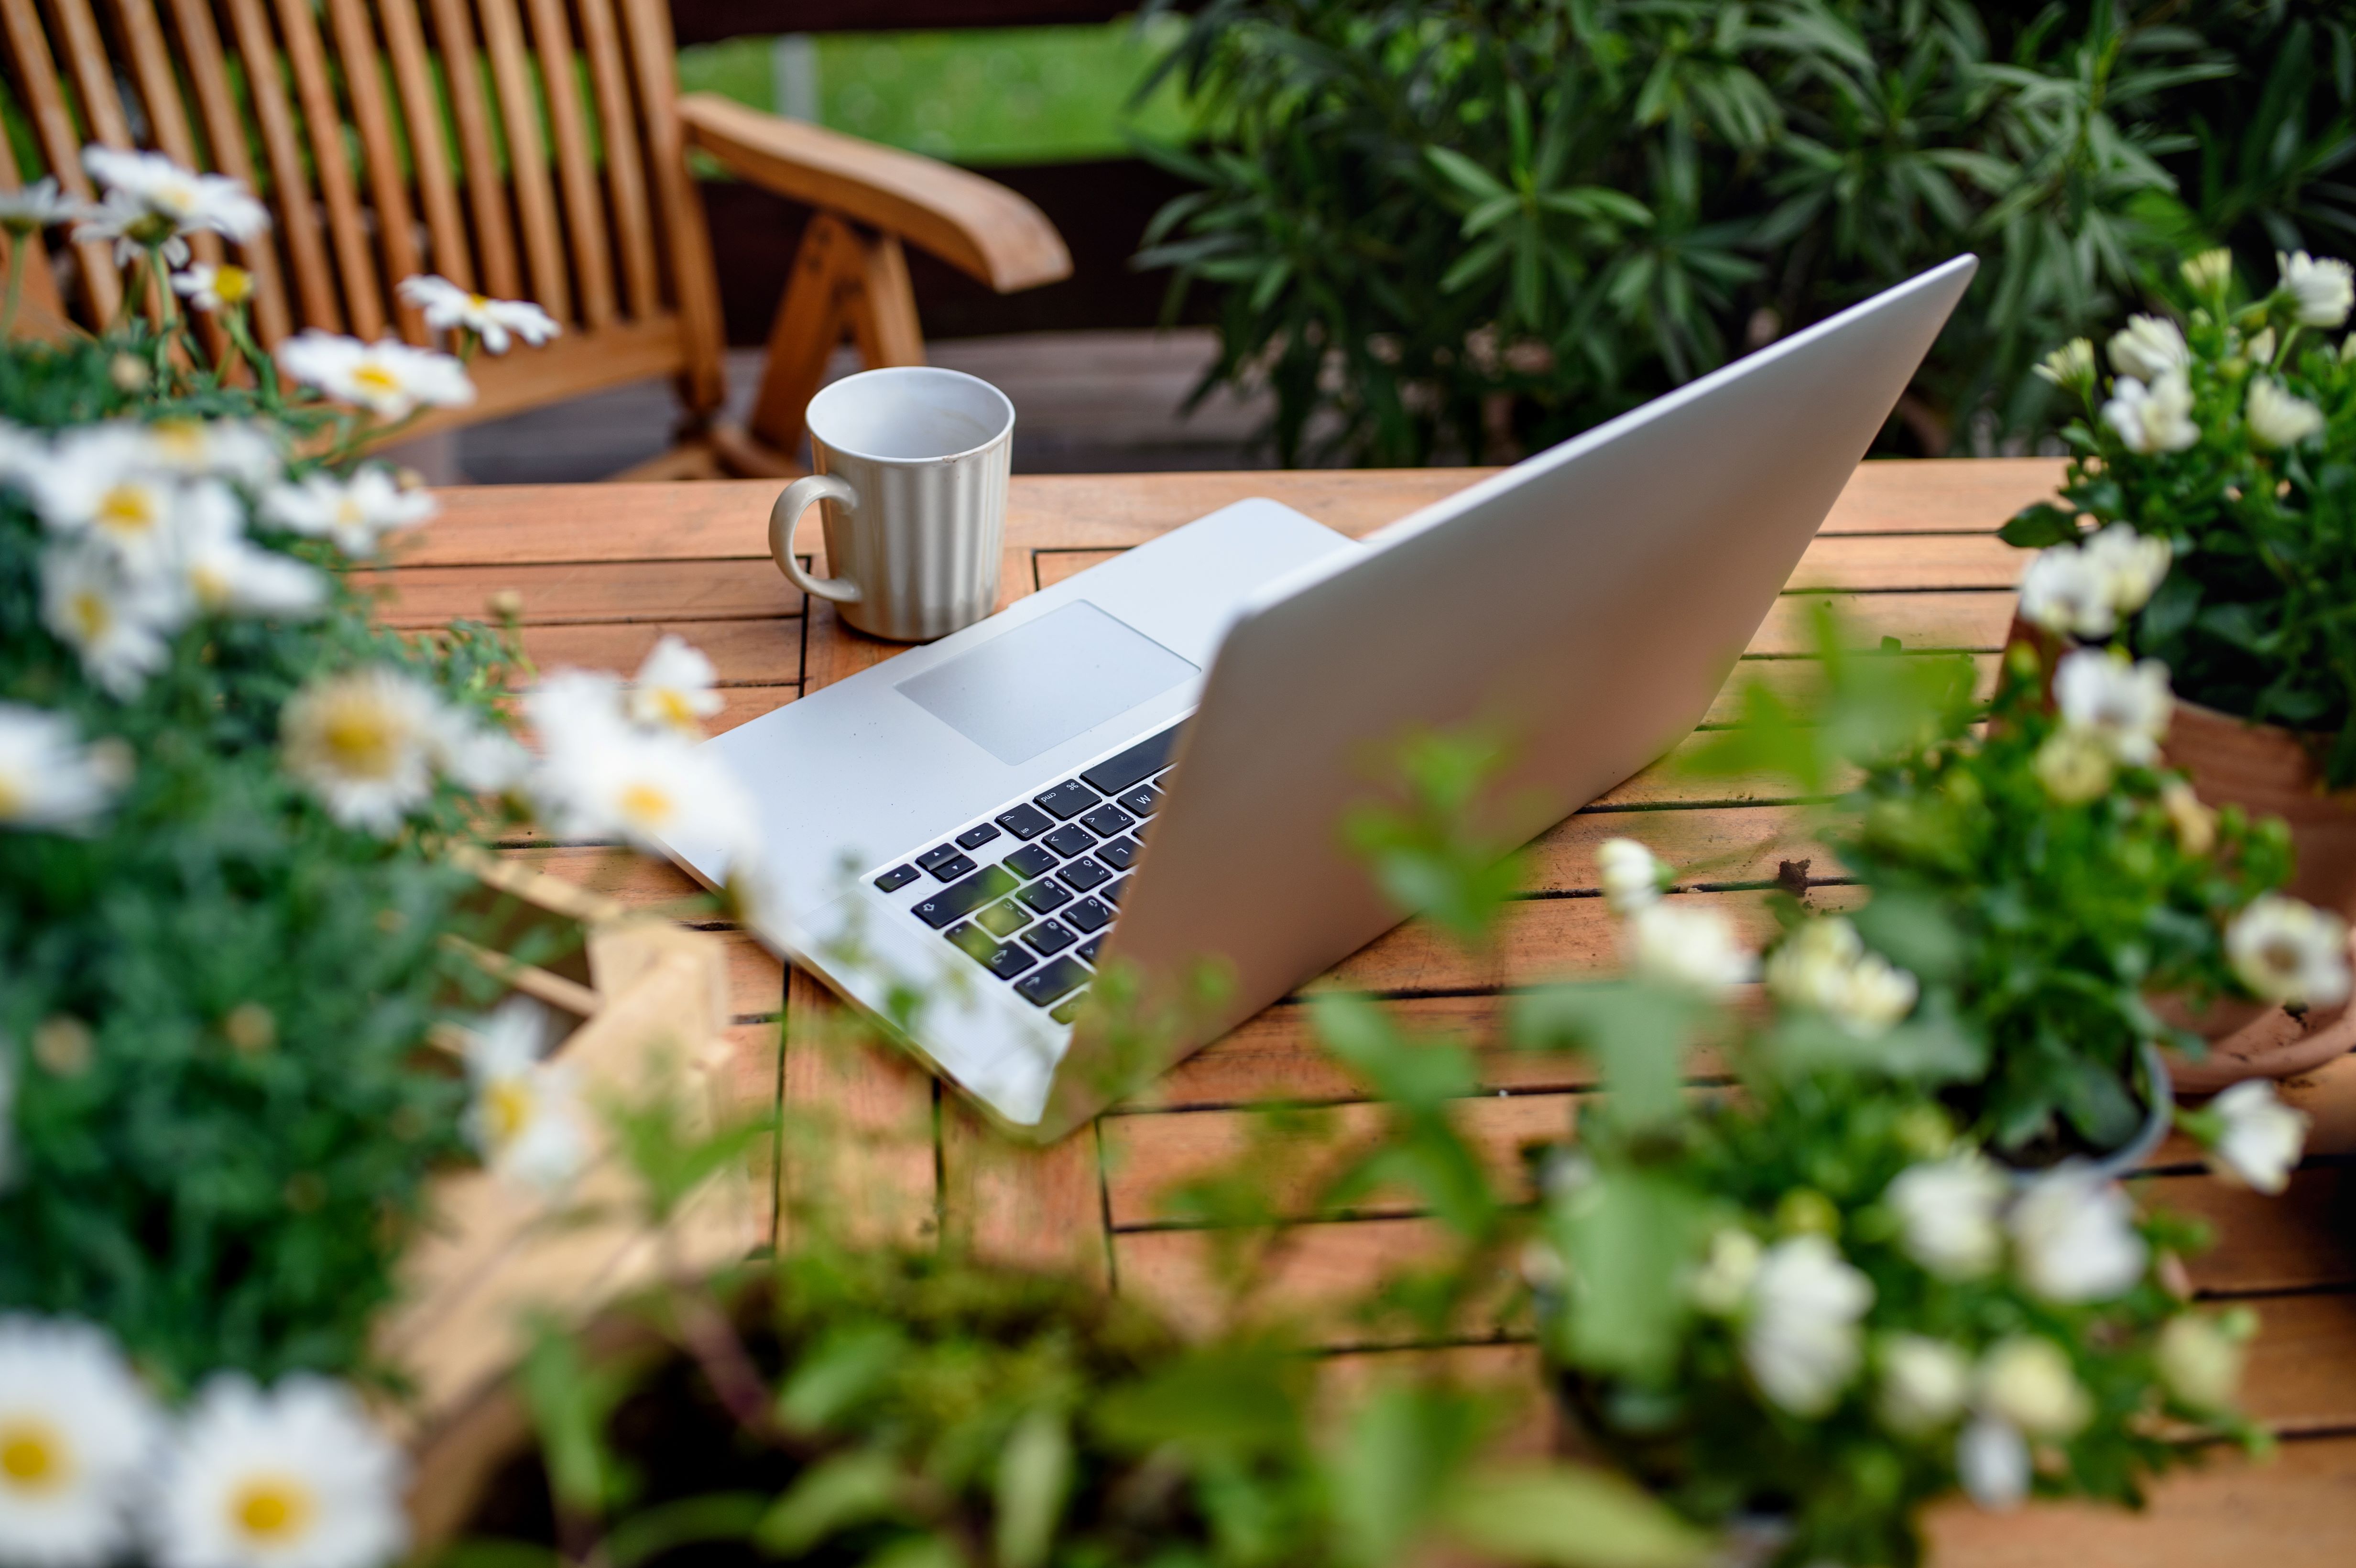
0, 0, 1071, 478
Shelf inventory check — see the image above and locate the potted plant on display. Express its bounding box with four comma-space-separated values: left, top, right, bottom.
2002, 247, 2356, 1079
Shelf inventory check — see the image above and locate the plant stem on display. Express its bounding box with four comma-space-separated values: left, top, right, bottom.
0, 234, 23, 340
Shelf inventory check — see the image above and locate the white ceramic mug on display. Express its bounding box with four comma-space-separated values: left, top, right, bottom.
767, 366, 1015, 642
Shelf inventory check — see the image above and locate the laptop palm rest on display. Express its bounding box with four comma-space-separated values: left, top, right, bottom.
896, 600, 1199, 767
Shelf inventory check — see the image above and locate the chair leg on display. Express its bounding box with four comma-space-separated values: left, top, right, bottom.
745, 211, 928, 457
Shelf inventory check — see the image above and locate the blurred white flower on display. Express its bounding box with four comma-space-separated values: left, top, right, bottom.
460, 996, 589, 1193
1595, 836, 1668, 916
2053, 648, 2171, 765
2276, 250, 2355, 328
178, 490, 327, 621
1764, 915, 1918, 1035
2160, 777, 2216, 855
260, 467, 436, 558
1977, 1337, 2089, 1437
1956, 1415, 2029, 1511
2226, 894, 2352, 1009
2246, 378, 2326, 449
627, 634, 723, 736
2018, 542, 2116, 640
2201, 1080, 2310, 1195
0, 704, 128, 831
150, 1374, 406, 1568
1741, 1234, 1873, 1416
431, 711, 527, 796
1885, 1151, 2006, 1280
2156, 1311, 2249, 1412
2102, 370, 2200, 455
0, 1315, 161, 1568
2106, 315, 2189, 381
1625, 899, 1755, 995
0, 177, 86, 235
2079, 523, 2171, 618
1689, 1227, 1762, 1316
279, 667, 445, 835
2180, 248, 2234, 295
26, 429, 185, 574
41, 543, 179, 698
140, 419, 279, 487
2031, 337, 2094, 388
275, 332, 474, 421
395, 275, 560, 355
2244, 326, 2278, 366
2033, 728, 2115, 805
76, 147, 266, 266
2008, 1162, 2148, 1304
540, 718, 754, 856
1876, 1333, 1973, 1435
172, 264, 256, 315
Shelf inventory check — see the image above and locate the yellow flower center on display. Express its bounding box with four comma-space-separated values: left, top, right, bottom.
229, 1475, 316, 1544
333, 497, 367, 528
322, 705, 402, 779
214, 265, 253, 304
0, 1418, 68, 1494
96, 482, 159, 536
151, 419, 204, 461
69, 589, 112, 642
2259, 936, 2303, 981
350, 364, 402, 399
654, 688, 696, 730
0, 772, 25, 821
483, 1078, 533, 1151
469, 294, 491, 312
618, 782, 674, 828
191, 563, 229, 609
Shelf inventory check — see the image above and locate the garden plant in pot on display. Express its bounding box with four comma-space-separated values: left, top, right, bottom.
2005, 245, 2356, 1084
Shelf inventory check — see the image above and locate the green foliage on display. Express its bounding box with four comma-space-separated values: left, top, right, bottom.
1135, 0, 2354, 465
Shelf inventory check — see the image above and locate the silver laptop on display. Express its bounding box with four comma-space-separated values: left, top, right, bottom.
666, 255, 1977, 1139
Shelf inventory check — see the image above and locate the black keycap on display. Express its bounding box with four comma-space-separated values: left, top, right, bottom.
1042, 824, 1096, 858
912, 864, 1021, 929
984, 943, 1036, 980
1058, 856, 1111, 892
1014, 957, 1090, 1008
1034, 780, 1101, 820
1077, 936, 1103, 964
915, 842, 964, 873
926, 852, 977, 883
974, 900, 1030, 939
1095, 837, 1139, 872
956, 822, 1002, 850
995, 803, 1054, 840
1080, 722, 1186, 795
1015, 879, 1071, 915
873, 864, 920, 893
1050, 992, 1089, 1024
1064, 896, 1111, 934
1102, 876, 1128, 907
1079, 803, 1135, 838
944, 922, 995, 961
1025, 918, 1076, 956
1003, 843, 1058, 880
1115, 784, 1162, 817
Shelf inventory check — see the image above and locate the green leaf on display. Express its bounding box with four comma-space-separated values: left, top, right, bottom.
754, 1451, 907, 1557
1512, 981, 1712, 1130
1437, 1464, 1710, 1567
1325, 1384, 1492, 1568
1999, 502, 2084, 549
1425, 145, 1511, 202
1554, 1171, 1705, 1380
776, 1321, 907, 1433
604, 1495, 770, 1568
993, 1408, 1074, 1568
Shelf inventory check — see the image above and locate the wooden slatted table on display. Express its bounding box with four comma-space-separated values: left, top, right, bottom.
391, 461, 2356, 1565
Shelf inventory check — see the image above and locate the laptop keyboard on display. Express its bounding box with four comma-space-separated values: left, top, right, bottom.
865, 720, 1183, 1024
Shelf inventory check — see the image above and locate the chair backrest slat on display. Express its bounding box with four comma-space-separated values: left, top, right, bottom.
575, 0, 654, 319
476, 0, 567, 322
218, 0, 339, 330
377, 0, 472, 292
1, 0, 122, 318
49, 0, 129, 143
271, 0, 382, 339
424, 0, 519, 300
0, 90, 66, 320
617, 0, 718, 403
164, 0, 295, 342
321, 0, 424, 341
524, 0, 611, 329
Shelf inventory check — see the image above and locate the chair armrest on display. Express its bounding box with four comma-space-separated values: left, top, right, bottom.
677, 94, 1072, 294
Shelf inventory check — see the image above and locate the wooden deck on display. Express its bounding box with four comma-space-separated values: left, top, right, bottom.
388, 459, 2356, 1565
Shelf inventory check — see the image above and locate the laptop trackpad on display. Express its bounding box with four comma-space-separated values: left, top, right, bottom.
895, 599, 1198, 766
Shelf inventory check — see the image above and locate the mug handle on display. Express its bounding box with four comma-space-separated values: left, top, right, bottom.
768, 473, 863, 603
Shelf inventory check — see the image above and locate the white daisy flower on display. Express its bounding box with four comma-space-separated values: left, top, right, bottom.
2200, 1080, 2310, 1196
2078, 523, 2171, 618
1624, 898, 1755, 995
2007, 1162, 2148, 1304
0, 704, 128, 831
2244, 326, 2278, 366
627, 634, 723, 736
2017, 542, 2116, 639
1764, 915, 1918, 1036
178, 486, 327, 620
0, 177, 87, 235
1594, 836, 1668, 916
274, 332, 474, 421
1976, 1337, 2089, 1437
140, 418, 280, 487
1956, 1415, 2029, 1511
2052, 648, 2171, 765
2246, 377, 2326, 448
536, 718, 756, 856
2031, 337, 2094, 389
25, 427, 185, 573
171, 264, 257, 315
459, 996, 589, 1193
41, 542, 181, 699
2102, 370, 2200, 454
394, 275, 560, 355
76, 147, 267, 266
1876, 1333, 1973, 1436
2156, 1311, 2250, 1412
259, 467, 437, 558
2106, 314, 2190, 381
0, 1315, 162, 1568
1740, 1234, 1874, 1416
2180, 248, 2234, 296
2276, 250, 2355, 328
2225, 894, 2352, 1010
149, 1374, 406, 1568
279, 666, 446, 835
1884, 1151, 2006, 1280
